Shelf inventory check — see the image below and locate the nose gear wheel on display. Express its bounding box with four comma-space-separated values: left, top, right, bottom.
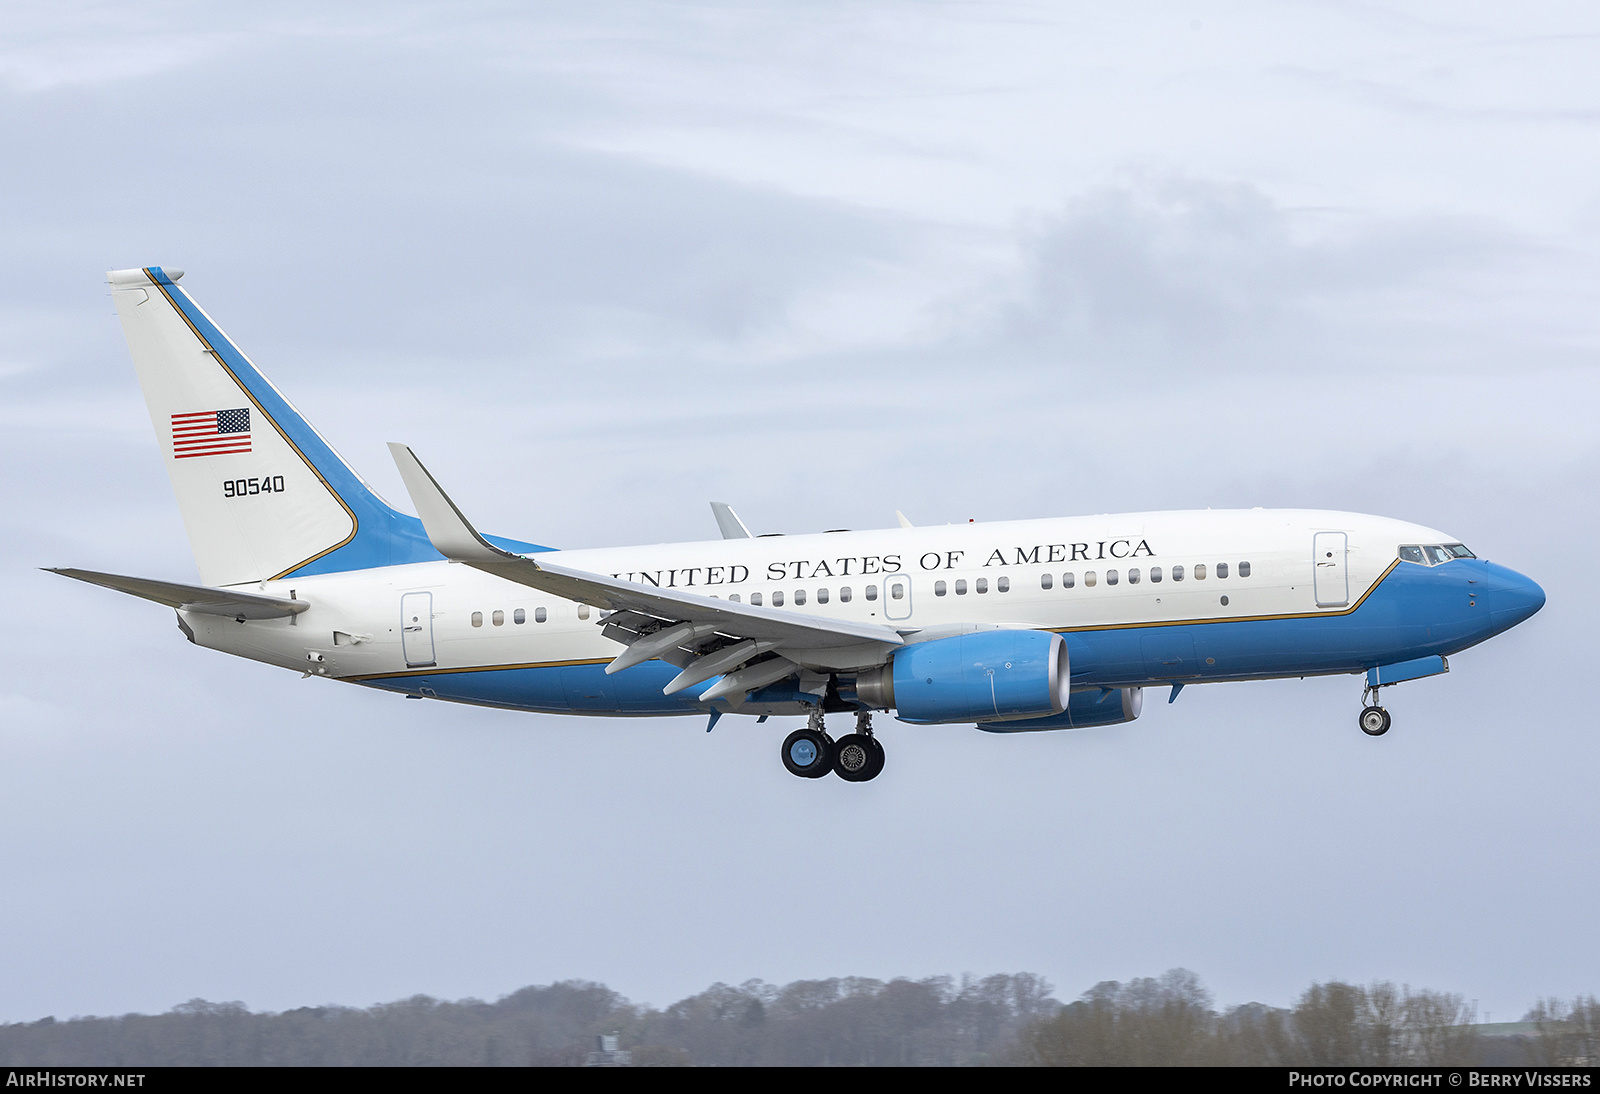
1359, 705, 1391, 736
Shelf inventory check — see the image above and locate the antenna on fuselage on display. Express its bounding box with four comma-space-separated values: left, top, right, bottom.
710, 502, 752, 539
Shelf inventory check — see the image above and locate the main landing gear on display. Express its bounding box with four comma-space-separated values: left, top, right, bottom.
781, 709, 884, 782
1358, 685, 1392, 737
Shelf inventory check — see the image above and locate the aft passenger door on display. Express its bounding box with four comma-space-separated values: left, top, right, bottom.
1313, 532, 1349, 608
401, 591, 436, 667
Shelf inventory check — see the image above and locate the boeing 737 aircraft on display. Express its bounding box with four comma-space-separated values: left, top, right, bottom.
52, 267, 1546, 782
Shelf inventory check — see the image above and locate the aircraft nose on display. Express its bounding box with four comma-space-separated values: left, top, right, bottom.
1486, 563, 1545, 630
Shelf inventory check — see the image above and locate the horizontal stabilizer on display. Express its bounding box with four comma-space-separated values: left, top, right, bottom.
47, 568, 308, 619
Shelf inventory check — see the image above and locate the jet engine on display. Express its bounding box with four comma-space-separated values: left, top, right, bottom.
843, 630, 1070, 725
975, 686, 1144, 732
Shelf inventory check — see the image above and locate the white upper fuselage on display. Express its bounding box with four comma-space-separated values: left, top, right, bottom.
186, 508, 1448, 686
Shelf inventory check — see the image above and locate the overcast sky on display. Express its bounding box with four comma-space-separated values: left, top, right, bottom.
2, 1, 1597, 1024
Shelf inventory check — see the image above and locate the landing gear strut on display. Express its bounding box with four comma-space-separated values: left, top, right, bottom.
1358, 685, 1391, 737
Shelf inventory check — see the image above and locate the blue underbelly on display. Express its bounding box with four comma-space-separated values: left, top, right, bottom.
1067, 562, 1487, 686
359, 659, 707, 715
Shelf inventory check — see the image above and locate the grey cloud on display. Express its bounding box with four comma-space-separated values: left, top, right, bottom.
988, 176, 1537, 375
0, 36, 914, 391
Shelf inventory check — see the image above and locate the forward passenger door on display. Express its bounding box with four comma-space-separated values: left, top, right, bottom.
1313, 533, 1349, 608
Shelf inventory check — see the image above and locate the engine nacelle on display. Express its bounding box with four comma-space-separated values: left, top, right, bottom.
976, 686, 1144, 732
851, 630, 1070, 725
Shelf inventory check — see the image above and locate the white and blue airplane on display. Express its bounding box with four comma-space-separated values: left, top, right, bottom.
53, 267, 1546, 782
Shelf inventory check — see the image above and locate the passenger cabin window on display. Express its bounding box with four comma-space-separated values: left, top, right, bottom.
772, 591, 785, 607
1150, 566, 1163, 583
1172, 565, 1185, 581
513, 608, 526, 624
935, 580, 947, 596
891, 583, 905, 599
997, 576, 1010, 592
1084, 571, 1097, 587
817, 588, 829, 604
1239, 561, 1251, 577
1105, 570, 1118, 586
840, 587, 853, 603
751, 593, 763, 606
1128, 568, 1140, 585
1041, 573, 1053, 590
471, 611, 483, 627
1217, 562, 1229, 578
1194, 564, 1207, 580
955, 579, 968, 595
729, 594, 741, 602
865, 585, 878, 601
492, 609, 504, 626
976, 578, 988, 594
794, 589, 807, 606
577, 604, 591, 620
1062, 572, 1075, 588
535, 607, 547, 623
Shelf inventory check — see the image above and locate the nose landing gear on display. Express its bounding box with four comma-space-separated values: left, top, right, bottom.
1358, 685, 1391, 737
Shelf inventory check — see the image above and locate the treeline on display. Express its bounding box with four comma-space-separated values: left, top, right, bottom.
1, 971, 1594, 1066
0, 974, 1051, 1066
1018, 970, 1596, 1066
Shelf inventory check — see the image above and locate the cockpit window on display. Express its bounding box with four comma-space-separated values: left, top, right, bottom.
1400, 543, 1476, 566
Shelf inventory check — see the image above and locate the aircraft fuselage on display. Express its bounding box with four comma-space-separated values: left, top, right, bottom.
181, 508, 1543, 718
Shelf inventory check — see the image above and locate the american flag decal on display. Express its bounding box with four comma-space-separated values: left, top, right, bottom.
171, 408, 252, 459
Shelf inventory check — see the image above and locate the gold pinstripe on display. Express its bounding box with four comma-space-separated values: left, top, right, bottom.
349, 657, 613, 683
1053, 559, 1401, 633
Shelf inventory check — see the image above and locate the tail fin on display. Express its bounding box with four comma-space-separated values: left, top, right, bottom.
108, 267, 542, 586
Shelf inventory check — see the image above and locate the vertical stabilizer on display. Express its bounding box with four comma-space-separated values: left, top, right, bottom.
107, 267, 537, 586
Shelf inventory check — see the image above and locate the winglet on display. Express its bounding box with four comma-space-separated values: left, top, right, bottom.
710, 502, 752, 539
895, 510, 914, 529
386, 443, 524, 564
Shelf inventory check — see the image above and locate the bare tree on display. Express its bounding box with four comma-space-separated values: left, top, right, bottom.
1401, 987, 1478, 1065
1293, 981, 1369, 1064
1526, 996, 1600, 1066
1022, 968, 1214, 1066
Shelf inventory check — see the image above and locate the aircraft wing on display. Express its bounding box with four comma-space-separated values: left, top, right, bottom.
47, 568, 309, 619
387, 444, 903, 700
